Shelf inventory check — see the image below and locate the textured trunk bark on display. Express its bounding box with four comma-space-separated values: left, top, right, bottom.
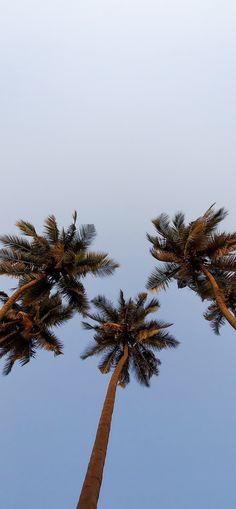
76, 344, 129, 509
201, 265, 236, 331
0, 277, 43, 321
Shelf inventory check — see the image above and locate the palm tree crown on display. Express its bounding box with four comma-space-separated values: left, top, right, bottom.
81, 291, 179, 387
0, 292, 73, 375
147, 204, 236, 292
0, 212, 119, 315
146, 204, 236, 332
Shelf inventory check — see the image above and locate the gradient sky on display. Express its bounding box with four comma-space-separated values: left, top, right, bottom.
1, 1, 236, 508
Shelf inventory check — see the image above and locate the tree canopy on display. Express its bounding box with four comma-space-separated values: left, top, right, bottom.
81, 290, 179, 387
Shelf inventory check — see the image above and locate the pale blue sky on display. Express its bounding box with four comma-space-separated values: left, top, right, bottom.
0, 1, 236, 508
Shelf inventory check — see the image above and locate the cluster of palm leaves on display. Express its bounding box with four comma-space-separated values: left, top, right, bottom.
147, 204, 236, 332
0, 291, 72, 375
0, 212, 118, 374
1, 205, 236, 509
1, 204, 235, 377
0, 212, 118, 314
81, 291, 178, 387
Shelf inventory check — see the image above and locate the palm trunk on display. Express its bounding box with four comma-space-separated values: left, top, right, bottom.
76, 344, 129, 509
0, 278, 43, 321
201, 265, 236, 331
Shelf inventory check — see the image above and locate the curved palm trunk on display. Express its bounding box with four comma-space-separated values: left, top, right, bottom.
201, 265, 236, 331
0, 278, 43, 321
76, 344, 129, 509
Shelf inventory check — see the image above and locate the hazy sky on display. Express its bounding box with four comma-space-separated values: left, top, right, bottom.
1, 1, 236, 508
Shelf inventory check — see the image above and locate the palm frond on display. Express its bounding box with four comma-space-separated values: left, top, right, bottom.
0, 261, 29, 277
72, 224, 97, 251
15, 220, 37, 237
144, 330, 179, 349
80, 341, 112, 359
98, 346, 121, 374
150, 248, 180, 263
36, 329, 63, 354
118, 290, 126, 308
135, 293, 148, 307
118, 357, 130, 387
213, 256, 236, 272
0, 248, 42, 269
143, 297, 160, 314
82, 321, 97, 331
91, 295, 119, 322
57, 277, 89, 313
146, 265, 180, 291
205, 233, 236, 258
204, 304, 226, 335
172, 211, 186, 230
203, 205, 228, 232
184, 218, 209, 255
131, 345, 159, 386
76, 252, 119, 277
44, 215, 59, 243
146, 233, 168, 250
19, 278, 52, 304
1, 339, 36, 375
0, 235, 32, 253
152, 213, 171, 238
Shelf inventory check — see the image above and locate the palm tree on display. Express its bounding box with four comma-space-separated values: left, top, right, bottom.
146, 205, 236, 330
0, 212, 118, 320
0, 292, 74, 375
77, 290, 178, 509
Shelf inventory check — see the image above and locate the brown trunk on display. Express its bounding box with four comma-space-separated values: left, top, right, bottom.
0, 277, 43, 321
76, 344, 129, 509
201, 265, 236, 331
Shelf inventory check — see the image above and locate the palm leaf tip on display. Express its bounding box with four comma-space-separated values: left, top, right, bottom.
96, 256, 119, 276
146, 269, 168, 292
44, 215, 59, 243
203, 304, 225, 335
136, 292, 148, 307
81, 252, 119, 277
54, 350, 63, 356
173, 211, 185, 228
15, 220, 37, 237
204, 203, 216, 213
203, 204, 228, 228
73, 210, 78, 224
77, 224, 97, 249
118, 382, 127, 388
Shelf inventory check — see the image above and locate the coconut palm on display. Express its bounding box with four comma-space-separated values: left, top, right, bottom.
0, 212, 118, 320
146, 205, 236, 330
0, 291, 74, 375
77, 290, 178, 509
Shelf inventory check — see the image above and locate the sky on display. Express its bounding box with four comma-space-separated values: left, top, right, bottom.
0, 1, 236, 507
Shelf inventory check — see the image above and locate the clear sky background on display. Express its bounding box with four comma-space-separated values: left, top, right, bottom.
0, 1, 236, 508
